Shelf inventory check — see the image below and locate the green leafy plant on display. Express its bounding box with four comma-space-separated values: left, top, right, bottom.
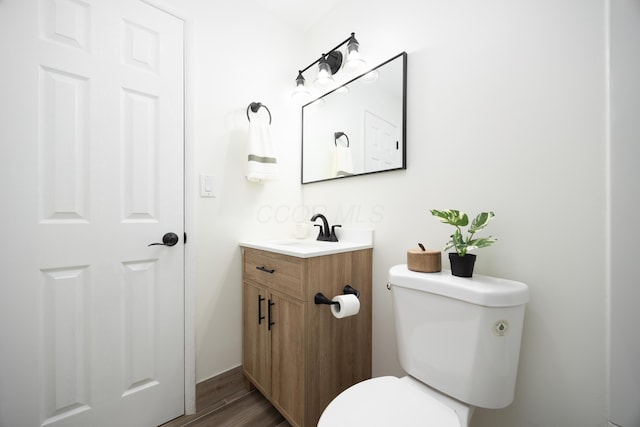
430, 209, 497, 256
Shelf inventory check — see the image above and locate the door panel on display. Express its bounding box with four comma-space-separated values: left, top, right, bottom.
270, 292, 305, 425
364, 110, 400, 172
0, 1, 185, 426
242, 282, 271, 394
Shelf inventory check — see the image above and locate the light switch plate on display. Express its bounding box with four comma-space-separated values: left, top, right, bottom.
199, 174, 215, 198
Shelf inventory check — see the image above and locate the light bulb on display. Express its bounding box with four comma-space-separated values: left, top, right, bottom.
291, 71, 311, 101
314, 59, 334, 88
292, 85, 311, 101
344, 33, 366, 72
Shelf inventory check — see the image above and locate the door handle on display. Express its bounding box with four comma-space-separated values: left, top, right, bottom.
258, 295, 265, 325
268, 299, 275, 331
148, 232, 179, 247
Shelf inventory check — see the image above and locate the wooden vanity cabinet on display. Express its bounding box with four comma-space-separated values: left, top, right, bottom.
241, 247, 372, 427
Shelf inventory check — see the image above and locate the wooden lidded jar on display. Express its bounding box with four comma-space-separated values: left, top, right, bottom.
407, 248, 441, 273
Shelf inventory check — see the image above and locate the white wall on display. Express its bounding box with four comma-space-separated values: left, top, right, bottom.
608, 0, 640, 426
0, 0, 626, 425
301, 1, 609, 426
170, 0, 304, 380
172, 1, 629, 426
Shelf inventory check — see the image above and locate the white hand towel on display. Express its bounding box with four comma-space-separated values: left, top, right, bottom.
332, 145, 353, 177
246, 119, 279, 182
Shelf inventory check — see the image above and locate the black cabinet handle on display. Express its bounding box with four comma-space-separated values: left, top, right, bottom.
256, 266, 275, 274
268, 299, 275, 330
258, 295, 265, 325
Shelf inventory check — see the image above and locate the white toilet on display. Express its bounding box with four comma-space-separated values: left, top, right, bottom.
318, 264, 529, 427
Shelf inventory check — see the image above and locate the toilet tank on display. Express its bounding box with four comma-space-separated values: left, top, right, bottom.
388, 265, 529, 409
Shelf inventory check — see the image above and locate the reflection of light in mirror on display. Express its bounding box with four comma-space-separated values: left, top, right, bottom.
308, 98, 326, 108
361, 69, 380, 83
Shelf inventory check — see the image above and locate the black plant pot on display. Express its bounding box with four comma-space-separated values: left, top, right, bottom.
448, 253, 476, 277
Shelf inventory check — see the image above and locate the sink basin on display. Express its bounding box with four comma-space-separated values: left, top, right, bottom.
240, 229, 373, 258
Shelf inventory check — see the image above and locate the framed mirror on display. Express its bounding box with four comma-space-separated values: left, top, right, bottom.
301, 52, 407, 184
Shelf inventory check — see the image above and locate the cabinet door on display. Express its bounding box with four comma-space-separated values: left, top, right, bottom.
242, 281, 270, 394
270, 291, 305, 426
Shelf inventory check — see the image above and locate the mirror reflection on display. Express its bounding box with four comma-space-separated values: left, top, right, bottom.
302, 52, 407, 184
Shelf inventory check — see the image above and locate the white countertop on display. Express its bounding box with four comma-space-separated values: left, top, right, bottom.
239, 229, 373, 258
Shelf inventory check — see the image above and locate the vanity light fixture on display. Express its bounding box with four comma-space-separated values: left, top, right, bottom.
292, 71, 311, 101
292, 32, 366, 101
314, 55, 336, 87
344, 33, 366, 71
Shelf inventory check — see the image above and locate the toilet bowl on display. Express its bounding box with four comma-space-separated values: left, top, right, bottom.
318, 265, 529, 427
318, 376, 473, 427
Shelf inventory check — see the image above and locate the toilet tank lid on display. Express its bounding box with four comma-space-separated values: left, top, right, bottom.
389, 264, 529, 307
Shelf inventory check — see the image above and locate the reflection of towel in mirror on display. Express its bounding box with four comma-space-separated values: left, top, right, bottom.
246, 120, 279, 182
332, 145, 353, 177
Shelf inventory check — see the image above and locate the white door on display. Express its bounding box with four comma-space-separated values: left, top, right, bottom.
363, 110, 401, 172
0, 1, 185, 426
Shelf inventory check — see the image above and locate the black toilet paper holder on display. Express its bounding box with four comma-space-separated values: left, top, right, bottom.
314, 285, 360, 305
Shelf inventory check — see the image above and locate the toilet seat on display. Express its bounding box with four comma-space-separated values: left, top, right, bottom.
318, 376, 462, 427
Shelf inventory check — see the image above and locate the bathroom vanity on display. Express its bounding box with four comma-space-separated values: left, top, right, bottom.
240, 237, 372, 427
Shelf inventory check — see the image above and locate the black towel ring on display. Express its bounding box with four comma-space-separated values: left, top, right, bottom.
334, 131, 350, 147
246, 102, 272, 124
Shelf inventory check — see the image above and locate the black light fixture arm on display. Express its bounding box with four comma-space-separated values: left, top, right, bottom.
297, 32, 357, 77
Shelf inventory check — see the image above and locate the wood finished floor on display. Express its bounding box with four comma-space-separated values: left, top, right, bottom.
160, 367, 291, 427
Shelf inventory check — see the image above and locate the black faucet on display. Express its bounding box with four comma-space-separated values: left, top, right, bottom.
310, 214, 341, 242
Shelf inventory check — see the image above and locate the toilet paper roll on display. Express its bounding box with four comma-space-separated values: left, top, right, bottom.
330, 294, 360, 319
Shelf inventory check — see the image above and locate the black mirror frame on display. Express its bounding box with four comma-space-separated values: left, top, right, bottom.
301, 51, 407, 184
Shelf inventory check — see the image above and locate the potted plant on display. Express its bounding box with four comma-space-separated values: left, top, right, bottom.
430, 209, 497, 277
